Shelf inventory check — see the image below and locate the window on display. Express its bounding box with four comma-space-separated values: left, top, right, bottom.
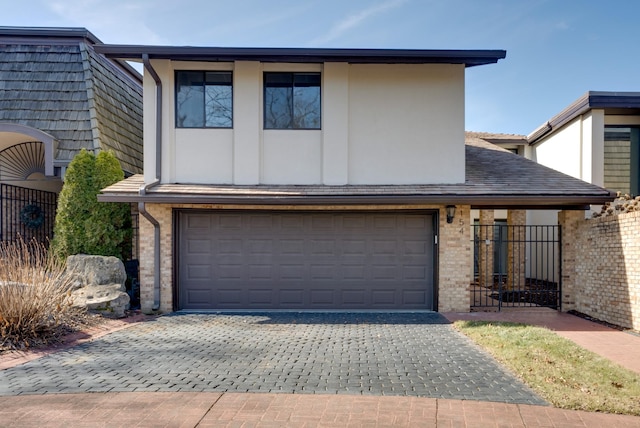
264, 72, 320, 129
176, 71, 232, 128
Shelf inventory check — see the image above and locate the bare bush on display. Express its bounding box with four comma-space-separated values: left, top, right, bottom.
0, 238, 85, 350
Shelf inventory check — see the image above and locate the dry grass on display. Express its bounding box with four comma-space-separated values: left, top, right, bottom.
454, 321, 640, 415
0, 238, 86, 350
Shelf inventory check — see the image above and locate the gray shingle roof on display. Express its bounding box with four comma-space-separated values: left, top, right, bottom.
100, 137, 615, 208
0, 28, 142, 174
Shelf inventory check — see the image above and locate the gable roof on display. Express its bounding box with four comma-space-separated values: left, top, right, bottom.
94, 45, 506, 68
0, 26, 143, 174
99, 134, 614, 209
528, 91, 640, 143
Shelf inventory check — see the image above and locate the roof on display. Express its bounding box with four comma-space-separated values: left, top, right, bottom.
99, 136, 614, 209
528, 91, 640, 143
93, 45, 506, 68
0, 26, 143, 174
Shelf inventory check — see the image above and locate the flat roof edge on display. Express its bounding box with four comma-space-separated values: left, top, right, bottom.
93, 45, 506, 67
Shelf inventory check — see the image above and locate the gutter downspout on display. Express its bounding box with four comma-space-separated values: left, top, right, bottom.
140, 53, 162, 311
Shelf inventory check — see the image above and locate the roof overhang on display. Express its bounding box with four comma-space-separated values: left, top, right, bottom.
528, 91, 640, 144
99, 176, 614, 210
93, 45, 506, 68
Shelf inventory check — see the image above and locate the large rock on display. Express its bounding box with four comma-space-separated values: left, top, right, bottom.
66, 255, 130, 318
72, 283, 130, 318
66, 254, 127, 289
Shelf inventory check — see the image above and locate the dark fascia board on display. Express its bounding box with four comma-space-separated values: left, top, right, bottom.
528, 91, 640, 144
0, 26, 102, 45
93, 45, 506, 67
98, 192, 613, 208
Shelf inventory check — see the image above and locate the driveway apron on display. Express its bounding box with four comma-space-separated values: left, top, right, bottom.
0, 313, 546, 405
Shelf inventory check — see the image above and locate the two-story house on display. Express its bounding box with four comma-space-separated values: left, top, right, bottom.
96, 45, 614, 313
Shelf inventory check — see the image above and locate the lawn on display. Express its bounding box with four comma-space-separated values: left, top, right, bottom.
454, 320, 640, 415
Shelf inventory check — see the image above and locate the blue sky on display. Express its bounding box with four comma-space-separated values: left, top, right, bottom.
2, 0, 639, 135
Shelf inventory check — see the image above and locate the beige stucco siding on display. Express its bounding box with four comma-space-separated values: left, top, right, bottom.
143, 60, 465, 186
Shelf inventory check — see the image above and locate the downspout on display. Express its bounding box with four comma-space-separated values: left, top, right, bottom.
140, 54, 162, 311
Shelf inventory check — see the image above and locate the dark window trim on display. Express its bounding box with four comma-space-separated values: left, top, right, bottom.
175, 70, 233, 129
263, 71, 321, 130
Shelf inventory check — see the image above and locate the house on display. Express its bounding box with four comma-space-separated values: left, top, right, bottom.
0, 26, 143, 242
529, 91, 640, 198
96, 45, 614, 313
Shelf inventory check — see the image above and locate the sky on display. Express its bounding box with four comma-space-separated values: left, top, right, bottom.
2, 0, 639, 135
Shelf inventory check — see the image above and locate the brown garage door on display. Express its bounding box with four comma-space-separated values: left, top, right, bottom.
177, 211, 435, 310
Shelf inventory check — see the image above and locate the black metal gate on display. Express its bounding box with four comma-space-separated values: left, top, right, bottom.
472, 224, 561, 310
0, 183, 57, 244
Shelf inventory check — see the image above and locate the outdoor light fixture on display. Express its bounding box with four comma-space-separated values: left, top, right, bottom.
446, 205, 456, 223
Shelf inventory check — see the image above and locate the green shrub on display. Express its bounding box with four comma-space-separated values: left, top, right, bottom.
52, 150, 131, 260
0, 239, 84, 350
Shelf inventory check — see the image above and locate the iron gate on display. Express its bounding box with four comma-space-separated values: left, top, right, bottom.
471, 224, 561, 310
0, 183, 57, 244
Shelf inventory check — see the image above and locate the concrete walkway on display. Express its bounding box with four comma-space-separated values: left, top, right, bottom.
0, 309, 639, 427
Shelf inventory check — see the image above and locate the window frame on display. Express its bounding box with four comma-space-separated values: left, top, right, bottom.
175, 70, 233, 129
263, 72, 321, 130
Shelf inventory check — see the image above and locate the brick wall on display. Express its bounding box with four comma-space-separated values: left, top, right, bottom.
561, 210, 640, 330
138, 203, 473, 314
438, 205, 472, 312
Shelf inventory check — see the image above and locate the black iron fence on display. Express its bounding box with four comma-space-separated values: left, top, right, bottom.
472, 224, 561, 310
0, 183, 57, 244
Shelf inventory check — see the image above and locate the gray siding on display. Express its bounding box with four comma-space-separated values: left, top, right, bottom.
604, 139, 630, 195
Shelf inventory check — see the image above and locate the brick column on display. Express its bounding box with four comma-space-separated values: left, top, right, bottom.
558, 210, 584, 312
139, 203, 173, 313
507, 209, 526, 291
477, 210, 494, 288
438, 205, 472, 312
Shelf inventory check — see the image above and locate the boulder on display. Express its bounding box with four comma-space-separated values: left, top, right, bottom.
72, 284, 130, 318
66, 255, 130, 318
66, 254, 127, 290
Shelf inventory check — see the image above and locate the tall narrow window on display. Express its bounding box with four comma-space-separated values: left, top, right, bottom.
264, 72, 320, 129
176, 71, 232, 128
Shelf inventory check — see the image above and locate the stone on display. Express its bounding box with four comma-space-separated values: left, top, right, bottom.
66, 254, 130, 318
66, 254, 127, 289
72, 284, 130, 318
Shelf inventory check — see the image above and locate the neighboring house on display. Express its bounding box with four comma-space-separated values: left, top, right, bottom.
96, 45, 614, 313
529, 91, 640, 198
0, 26, 143, 242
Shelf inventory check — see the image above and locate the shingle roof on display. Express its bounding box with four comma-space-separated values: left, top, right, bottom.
0, 27, 143, 174
99, 136, 615, 209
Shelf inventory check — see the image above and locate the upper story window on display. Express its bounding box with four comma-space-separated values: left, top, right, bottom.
176, 71, 232, 128
264, 72, 320, 129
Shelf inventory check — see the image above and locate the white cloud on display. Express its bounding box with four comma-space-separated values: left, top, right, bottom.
308, 0, 408, 46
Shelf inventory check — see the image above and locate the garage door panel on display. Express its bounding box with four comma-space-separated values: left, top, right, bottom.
178, 211, 434, 310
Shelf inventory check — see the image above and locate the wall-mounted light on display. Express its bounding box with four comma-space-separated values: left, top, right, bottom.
446, 205, 456, 224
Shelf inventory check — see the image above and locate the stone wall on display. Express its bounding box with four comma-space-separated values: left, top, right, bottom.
561, 210, 640, 330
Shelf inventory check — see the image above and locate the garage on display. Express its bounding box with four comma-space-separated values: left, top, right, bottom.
176, 210, 435, 310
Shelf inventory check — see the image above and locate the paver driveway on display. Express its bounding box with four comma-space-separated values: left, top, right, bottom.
0, 313, 546, 404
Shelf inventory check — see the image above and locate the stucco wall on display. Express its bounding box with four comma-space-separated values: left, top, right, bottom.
138, 203, 472, 313
532, 110, 605, 186
143, 60, 465, 186
560, 210, 640, 330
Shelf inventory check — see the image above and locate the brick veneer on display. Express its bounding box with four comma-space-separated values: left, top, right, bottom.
477, 210, 494, 288
560, 210, 640, 330
138, 203, 473, 313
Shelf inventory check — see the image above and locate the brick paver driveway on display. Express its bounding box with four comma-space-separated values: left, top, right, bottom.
0, 313, 546, 404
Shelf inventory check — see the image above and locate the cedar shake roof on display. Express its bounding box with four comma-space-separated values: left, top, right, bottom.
0, 27, 143, 174
99, 134, 615, 209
